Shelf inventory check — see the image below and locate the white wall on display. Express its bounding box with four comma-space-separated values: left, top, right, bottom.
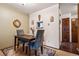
29, 4, 60, 49
61, 13, 71, 18
71, 14, 78, 18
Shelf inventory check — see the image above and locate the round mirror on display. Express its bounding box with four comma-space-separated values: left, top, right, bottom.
13, 19, 21, 28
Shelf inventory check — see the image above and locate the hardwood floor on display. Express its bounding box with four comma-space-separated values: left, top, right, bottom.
60, 42, 79, 54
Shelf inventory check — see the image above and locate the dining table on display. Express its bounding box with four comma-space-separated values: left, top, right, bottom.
14, 34, 35, 55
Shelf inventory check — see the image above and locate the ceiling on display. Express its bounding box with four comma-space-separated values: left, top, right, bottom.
6, 3, 56, 14
0, 3, 77, 15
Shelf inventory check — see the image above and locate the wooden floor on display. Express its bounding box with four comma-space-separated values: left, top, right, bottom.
60, 42, 79, 54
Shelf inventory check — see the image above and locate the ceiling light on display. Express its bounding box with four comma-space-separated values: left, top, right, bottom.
21, 3, 36, 6
21, 3, 26, 5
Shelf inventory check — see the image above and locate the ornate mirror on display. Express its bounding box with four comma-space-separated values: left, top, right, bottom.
13, 19, 21, 28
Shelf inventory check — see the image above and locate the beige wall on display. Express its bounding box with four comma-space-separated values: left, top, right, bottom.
0, 4, 29, 49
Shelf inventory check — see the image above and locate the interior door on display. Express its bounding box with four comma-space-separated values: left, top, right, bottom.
72, 18, 78, 42
62, 18, 70, 42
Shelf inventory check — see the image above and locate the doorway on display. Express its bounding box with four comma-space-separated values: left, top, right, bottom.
62, 18, 70, 42
62, 18, 78, 43
60, 18, 78, 54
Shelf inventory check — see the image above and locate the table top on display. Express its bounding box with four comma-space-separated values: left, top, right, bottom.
15, 34, 35, 40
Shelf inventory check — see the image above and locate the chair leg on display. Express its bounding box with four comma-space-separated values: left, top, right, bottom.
27, 45, 31, 56
29, 48, 31, 56
17, 40, 19, 48
14, 36, 16, 51
41, 46, 43, 54
26, 46, 28, 54
35, 50, 37, 56
23, 43, 25, 51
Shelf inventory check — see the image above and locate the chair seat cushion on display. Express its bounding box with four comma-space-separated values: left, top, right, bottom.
29, 41, 40, 49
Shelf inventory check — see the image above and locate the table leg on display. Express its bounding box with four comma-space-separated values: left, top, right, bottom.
17, 39, 19, 48
14, 36, 16, 51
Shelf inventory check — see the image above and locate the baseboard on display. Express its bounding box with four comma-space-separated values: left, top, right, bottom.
44, 45, 59, 50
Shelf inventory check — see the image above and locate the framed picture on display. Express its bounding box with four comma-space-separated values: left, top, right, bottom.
37, 21, 43, 29
50, 16, 54, 22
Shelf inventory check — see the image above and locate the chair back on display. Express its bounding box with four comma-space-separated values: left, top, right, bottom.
17, 29, 24, 36
16, 29, 28, 43
35, 30, 44, 48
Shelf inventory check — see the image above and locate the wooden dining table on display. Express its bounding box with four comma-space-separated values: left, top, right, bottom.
14, 34, 35, 55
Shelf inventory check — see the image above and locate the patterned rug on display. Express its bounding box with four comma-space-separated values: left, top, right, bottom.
1, 46, 56, 56
1, 47, 14, 56
0, 50, 4, 56
0, 46, 78, 56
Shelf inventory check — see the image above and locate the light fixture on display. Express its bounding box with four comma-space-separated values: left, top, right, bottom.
21, 3, 26, 5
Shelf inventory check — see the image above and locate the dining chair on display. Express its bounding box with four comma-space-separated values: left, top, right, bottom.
28, 30, 44, 56
16, 29, 28, 52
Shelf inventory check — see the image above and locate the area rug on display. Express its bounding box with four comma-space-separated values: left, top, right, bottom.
0, 50, 4, 56
0, 46, 78, 56
1, 46, 56, 56
1, 47, 13, 56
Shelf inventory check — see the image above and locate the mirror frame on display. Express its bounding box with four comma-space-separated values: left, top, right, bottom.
13, 19, 21, 28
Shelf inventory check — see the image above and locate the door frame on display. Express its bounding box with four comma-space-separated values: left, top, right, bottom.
77, 4, 79, 49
